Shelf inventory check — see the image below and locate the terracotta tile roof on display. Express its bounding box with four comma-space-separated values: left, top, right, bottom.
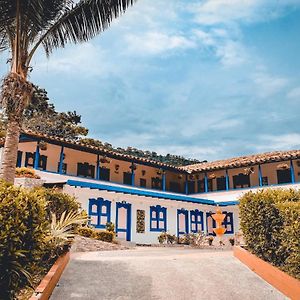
19, 130, 184, 172
183, 150, 300, 173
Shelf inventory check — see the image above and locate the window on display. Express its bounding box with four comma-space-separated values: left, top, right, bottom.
233, 173, 250, 189
16, 151, 22, 167
77, 162, 95, 178
187, 181, 195, 194
190, 210, 204, 233
169, 181, 181, 193
262, 176, 268, 186
89, 198, 111, 229
178, 209, 189, 235
136, 210, 145, 233
99, 167, 110, 181
123, 172, 132, 185
222, 212, 234, 234
150, 205, 167, 232
216, 176, 226, 191
206, 212, 216, 236
197, 179, 213, 192
277, 169, 291, 184
151, 177, 162, 190
140, 178, 146, 188
25, 152, 47, 170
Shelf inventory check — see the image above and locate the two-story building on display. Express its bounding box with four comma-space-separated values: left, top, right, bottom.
1, 130, 299, 244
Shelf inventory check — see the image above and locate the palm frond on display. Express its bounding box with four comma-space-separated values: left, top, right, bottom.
48, 210, 87, 246
39, 0, 136, 56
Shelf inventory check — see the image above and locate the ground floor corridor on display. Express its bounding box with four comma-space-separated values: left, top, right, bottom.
50, 248, 287, 300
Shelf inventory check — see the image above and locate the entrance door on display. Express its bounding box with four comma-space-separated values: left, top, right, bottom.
116, 202, 131, 241
177, 209, 189, 237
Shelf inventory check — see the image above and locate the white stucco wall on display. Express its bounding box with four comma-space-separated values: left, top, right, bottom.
63, 184, 238, 244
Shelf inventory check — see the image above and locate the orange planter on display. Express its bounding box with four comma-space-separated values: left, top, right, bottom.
234, 246, 300, 300
30, 251, 70, 300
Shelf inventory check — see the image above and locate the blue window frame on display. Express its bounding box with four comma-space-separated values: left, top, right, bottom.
150, 205, 167, 232
190, 209, 204, 233
89, 198, 111, 229
177, 209, 189, 236
223, 212, 234, 234
206, 212, 216, 236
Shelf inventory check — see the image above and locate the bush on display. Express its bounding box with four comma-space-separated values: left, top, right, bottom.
0, 182, 49, 299
239, 188, 300, 279
15, 167, 40, 179
94, 231, 114, 243
105, 222, 115, 233
35, 188, 81, 219
158, 232, 176, 244
77, 227, 95, 238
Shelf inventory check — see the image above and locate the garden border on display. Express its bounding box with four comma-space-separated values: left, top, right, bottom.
234, 246, 300, 299
29, 251, 70, 300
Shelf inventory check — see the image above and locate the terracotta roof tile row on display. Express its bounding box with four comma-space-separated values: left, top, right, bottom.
183, 150, 300, 173
21, 130, 184, 171
1, 131, 299, 174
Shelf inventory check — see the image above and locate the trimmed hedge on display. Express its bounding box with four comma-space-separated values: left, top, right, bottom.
94, 231, 114, 243
35, 187, 81, 219
77, 227, 95, 238
239, 189, 300, 279
0, 182, 49, 299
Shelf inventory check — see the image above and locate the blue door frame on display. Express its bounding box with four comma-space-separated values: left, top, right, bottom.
116, 202, 132, 241
177, 209, 189, 237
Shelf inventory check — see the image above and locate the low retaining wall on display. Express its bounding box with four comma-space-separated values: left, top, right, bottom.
30, 251, 70, 300
234, 246, 300, 300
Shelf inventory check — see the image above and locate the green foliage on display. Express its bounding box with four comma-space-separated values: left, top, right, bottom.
158, 232, 176, 244
22, 86, 89, 140
77, 227, 95, 238
47, 211, 87, 257
105, 222, 115, 233
36, 188, 81, 219
94, 231, 114, 243
239, 189, 300, 279
0, 182, 49, 299
15, 167, 40, 179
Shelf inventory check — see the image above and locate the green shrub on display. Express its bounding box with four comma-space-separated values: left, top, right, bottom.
35, 188, 81, 219
105, 222, 115, 233
94, 231, 114, 243
77, 227, 95, 238
0, 182, 49, 299
239, 188, 300, 279
15, 167, 40, 179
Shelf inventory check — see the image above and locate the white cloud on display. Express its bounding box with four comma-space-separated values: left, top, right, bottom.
255, 134, 300, 151
124, 31, 196, 55
287, 87, 300, 99
34, 43, 108, 76
253, 71, 289, 98
191, 0, 300, 26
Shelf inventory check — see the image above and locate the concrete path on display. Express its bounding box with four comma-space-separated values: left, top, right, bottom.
50, 247, 287, 300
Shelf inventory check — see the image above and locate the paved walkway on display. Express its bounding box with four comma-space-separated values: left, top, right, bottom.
51, 248, 287, 300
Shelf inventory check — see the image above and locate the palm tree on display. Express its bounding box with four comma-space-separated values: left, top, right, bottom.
0, 0, 136, 183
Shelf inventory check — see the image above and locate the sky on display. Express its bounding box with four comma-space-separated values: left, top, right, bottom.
1, 0, 300, 162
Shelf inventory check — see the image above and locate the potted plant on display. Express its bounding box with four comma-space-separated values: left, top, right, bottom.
229, 238, 235, 246
243, 167, 254, 175
277, 163, 289, 170
39, 140, 47, 151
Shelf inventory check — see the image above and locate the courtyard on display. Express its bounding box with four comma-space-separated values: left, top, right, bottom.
50, 247, 286, 300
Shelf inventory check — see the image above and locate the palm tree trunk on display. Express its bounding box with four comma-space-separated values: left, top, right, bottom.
0, 119, 20, 183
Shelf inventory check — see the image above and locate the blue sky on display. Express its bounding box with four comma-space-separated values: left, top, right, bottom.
2, 0, 300, 161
